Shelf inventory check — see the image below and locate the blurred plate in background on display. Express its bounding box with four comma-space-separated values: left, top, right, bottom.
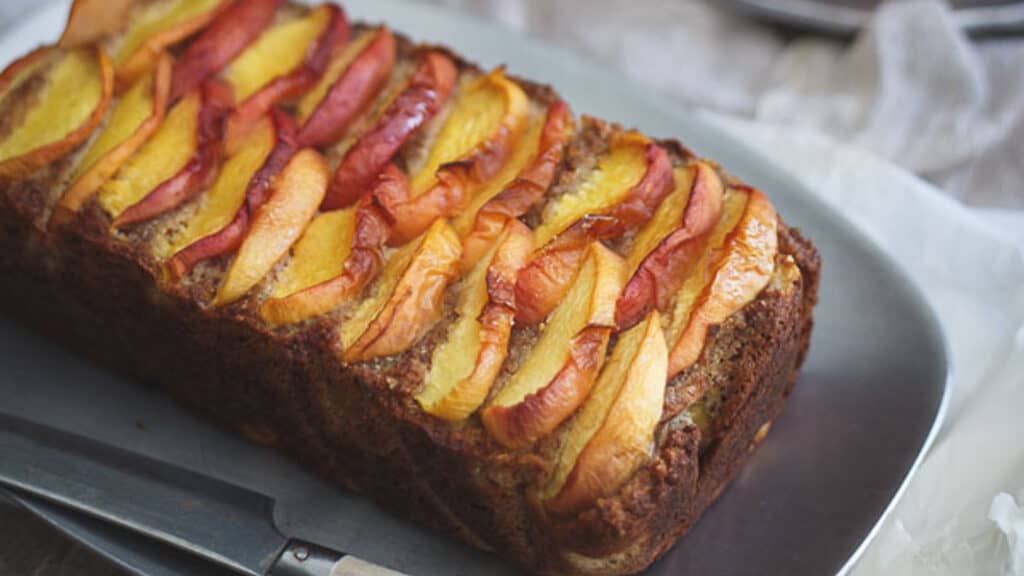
726, 0, 1024, 34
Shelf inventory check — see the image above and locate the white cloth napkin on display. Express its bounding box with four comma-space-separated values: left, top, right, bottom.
704, 112, 1024, 575
428, 0, 1024, 212
757, 1, 1024, 210
991, 493, 1024, 576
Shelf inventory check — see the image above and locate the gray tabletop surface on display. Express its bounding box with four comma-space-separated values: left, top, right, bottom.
0, 3, 119, 574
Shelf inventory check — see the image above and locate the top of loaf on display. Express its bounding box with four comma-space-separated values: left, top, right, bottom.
0, 0, 810, 538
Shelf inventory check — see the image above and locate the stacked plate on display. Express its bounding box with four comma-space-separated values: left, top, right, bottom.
727, 0, 1024, 34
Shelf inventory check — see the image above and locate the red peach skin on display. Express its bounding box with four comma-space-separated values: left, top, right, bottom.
54, 52, 174, 223
223, 5, 349, 151
375, 75, 529, 244
295, 27, 395, 148
169, 0, 282, 102
114, 79, 235, 228
167, 109, 298, 279
260, 194, 390, 325
481, 326, 610, 449
515, 142, 673, 325
321, 51, 456, 210
667, 188, 778, 377
614, 163, 726, 330
460, 100, 571, 268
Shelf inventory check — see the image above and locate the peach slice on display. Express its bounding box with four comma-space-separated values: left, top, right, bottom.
514, 134, 673, 325
51, 53, 172, 225
112, 79, 234, 228
213, 148, 329, 306
269, 208, 357, 298
0, 47, 55, 103
659, 189, 747, 357
543, 311, 667, 516
221, 6, 332, 104
165, 110, 297, 279
340, 218, 461, 363
667, 188, 778, 376
294, 26, 395, 148
114, 0, 229, 88
615, 162, 725, 329
377, 68, 530, 244
224, 5, 351, 150
260, 187, 389, 325
459, 100, 572, 270
481, 242, 625, 449
416, 220, 533, 422
157, 113, 276, 267
295, 29, 374, 123
322, 51, 457, 210
169, 0, 281, 101
95, 87, 201, 220
0, 46, 113, 182
59, 0, 136, 48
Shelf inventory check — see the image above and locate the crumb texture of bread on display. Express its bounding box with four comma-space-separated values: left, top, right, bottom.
0, 2, 820, 574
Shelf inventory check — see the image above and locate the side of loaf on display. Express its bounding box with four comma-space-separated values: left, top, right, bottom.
0, 1, 821, 574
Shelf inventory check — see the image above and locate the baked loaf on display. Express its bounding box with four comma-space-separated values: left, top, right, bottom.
0, 1, 820, 574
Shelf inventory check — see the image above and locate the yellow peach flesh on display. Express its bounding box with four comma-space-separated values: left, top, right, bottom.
157, 116, 275, 259
408, 70, 526, 197
451, 110, 543, 237
270, 208, 356, 299
214, 149, 329, 305
624, 166, 695, 274
0, 48, 104, 164
114, 0, 225, 65
542, 311, 667, 514
533, 133, 648, 246
295, 30, 377, 124
223, 7, 331, 101
98, 90, 199, 218
489, 243, 623, 408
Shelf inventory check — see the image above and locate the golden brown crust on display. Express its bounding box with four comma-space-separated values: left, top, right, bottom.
0, 180, 818, 575
0, 6, 821, 574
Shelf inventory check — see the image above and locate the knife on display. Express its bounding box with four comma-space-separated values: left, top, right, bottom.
0, 413, 406, 576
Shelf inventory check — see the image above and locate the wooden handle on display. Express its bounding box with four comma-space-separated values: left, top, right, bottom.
270, 540, 407, 576
332, 555, 406, 576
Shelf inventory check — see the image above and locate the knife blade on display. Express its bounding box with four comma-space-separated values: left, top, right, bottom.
0, 413, 405, 576
3, 485, 236, 576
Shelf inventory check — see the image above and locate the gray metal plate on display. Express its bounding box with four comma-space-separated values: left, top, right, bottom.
0, 1, 950, 574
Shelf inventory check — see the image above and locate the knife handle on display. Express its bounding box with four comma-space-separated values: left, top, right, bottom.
270, 540, 407, 576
